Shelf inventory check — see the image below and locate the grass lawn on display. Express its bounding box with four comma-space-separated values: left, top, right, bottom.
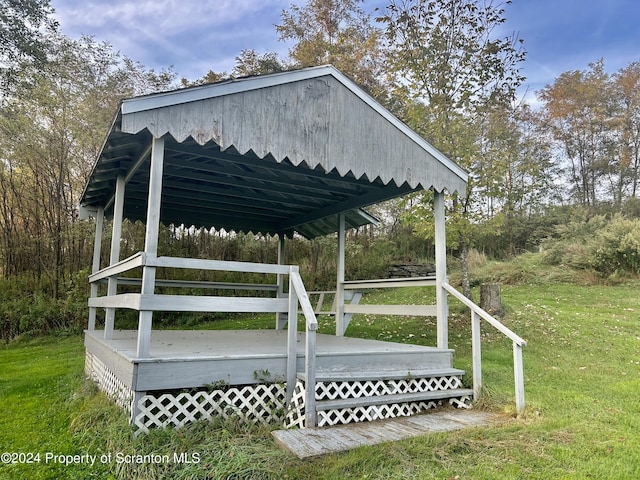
1, 280, 639, 479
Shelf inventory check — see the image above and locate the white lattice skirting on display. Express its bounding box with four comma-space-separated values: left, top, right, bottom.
86, 353, 469, 433
85, 351, 134, 410
290, 375, 472, 428
133, 384, 290, 434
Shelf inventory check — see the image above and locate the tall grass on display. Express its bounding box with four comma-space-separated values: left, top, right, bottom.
2, 261, 640, 479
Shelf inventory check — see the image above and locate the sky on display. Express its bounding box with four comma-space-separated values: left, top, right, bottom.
50, 0, 640, 105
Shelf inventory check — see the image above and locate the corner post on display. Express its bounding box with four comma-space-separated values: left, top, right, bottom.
335, 213, 346, 336
434, 190, 449, 349
136, 136, 164, 358
471, 311, 482, 400
514, 342, 526, 415
104, 175, 125, 340
88, 207, 104, 331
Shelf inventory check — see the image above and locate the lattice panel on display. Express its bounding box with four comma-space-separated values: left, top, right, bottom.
311, 375, 470, 428
317, 395, 472, 427
284, 381, 306, 429
315, 375, 463, 401
85, 351, 133, 410
133, 383, 288, 434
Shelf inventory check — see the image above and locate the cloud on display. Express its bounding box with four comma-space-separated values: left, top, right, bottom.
54, 0, 285, 33
51, 0, 294, 78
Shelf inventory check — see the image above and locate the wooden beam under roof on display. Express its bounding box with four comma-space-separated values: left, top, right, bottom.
164, 140, 376, 189
162, 155, 368, 198
160, 160, 344, 203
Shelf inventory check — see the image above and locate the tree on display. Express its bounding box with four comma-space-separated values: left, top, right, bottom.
0, 33, 175, 294
0, 0, 57, 92
539, 60, 618, 208
232, 49, 285, 78
614, 62, 640, 200
277, 0, 388, 100
378, 0, 526, 297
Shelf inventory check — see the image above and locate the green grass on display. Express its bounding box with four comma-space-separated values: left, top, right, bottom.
2, 273, 640, 478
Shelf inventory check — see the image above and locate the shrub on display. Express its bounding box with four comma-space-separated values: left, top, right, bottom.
590, 215, 640, 275
542, 213, 640, 276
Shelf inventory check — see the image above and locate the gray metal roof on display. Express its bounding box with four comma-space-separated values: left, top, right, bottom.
80, 65, 467, 238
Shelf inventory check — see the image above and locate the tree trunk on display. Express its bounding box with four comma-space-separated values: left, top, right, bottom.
459, 234, 472, 300
480, 283, 505, 318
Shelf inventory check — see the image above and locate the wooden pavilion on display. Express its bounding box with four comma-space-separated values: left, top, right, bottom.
79, 65, 525, 434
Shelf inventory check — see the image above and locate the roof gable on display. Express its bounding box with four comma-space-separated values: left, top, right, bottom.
119, 65, 467, 192
81, 66, 467, 238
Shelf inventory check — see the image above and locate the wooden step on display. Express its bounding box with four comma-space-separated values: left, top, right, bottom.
314, 349, 455, 372
315, 389, 475, 411
298, 367, 465, 383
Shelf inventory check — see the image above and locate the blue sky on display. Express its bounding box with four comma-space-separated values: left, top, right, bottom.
51, 0, 640, 104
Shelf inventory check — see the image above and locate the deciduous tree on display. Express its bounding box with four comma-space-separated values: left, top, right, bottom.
378, 0, 526, 297
277, 0, 388, 100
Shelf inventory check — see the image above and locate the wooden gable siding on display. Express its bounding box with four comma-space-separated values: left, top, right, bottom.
120, 74, 466, 194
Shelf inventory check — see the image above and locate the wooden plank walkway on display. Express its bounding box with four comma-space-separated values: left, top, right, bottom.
272, 410, 499, 459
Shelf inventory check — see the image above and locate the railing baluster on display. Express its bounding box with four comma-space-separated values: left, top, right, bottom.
471, 310, 482, 401
513, 342, 525, 415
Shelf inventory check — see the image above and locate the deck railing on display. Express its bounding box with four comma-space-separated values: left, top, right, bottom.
309, 277, 440, 336
309, 277, 527, 415
88, 254, 321, 424
443, 282, 527, 415
288, 270, 318, 428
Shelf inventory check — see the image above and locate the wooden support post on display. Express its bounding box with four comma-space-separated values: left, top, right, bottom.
88, 207, 104, 331
286, 268, 298, 407
305, 321, 317, 428
276, 234, 287, 330
471, 311, 482, 401
129, 390, 147, 428
514, 342, 525, 415
434, 190, 449, 349
137, 136, 164, 358
335, 213, 346, 336
104, 175, 125, 340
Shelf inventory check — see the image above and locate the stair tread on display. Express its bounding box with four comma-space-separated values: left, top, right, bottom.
315, 389, 475, 411
298, 367, 465, 382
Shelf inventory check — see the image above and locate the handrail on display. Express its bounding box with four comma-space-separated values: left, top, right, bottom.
98, 277, 279, 292
89, 252, 146, 283
148, 256, 292, 275
288, 270, 318, 428
89, 253, 292, 284
443, 282, 526, 415
343, 276, 437, 289
443, 283, 526, 347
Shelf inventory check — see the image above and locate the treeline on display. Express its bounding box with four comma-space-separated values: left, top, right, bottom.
1, 0, 640, 340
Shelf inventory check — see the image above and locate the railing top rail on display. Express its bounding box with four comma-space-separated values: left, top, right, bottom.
290, 271, 318, 331
343, 277, 437, 289
89, 252, 146, 283
443, 282, 527, 347
90, 252, 295, 283
148, 256, 293, 275
99, 277, 279, 291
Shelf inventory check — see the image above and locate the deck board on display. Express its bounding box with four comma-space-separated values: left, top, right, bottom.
86, 329, 446, 361
272, 410, 499, 459
84, 329, 457, 391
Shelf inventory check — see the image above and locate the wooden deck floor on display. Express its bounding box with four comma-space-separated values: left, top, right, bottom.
85, 329, 456, 392
272, 410, 499, 458
86, 329, 444, 362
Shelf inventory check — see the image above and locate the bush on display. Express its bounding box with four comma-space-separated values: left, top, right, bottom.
1, 270, 90, 341
542, 213, 640, 276
590, 215, 640, 275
